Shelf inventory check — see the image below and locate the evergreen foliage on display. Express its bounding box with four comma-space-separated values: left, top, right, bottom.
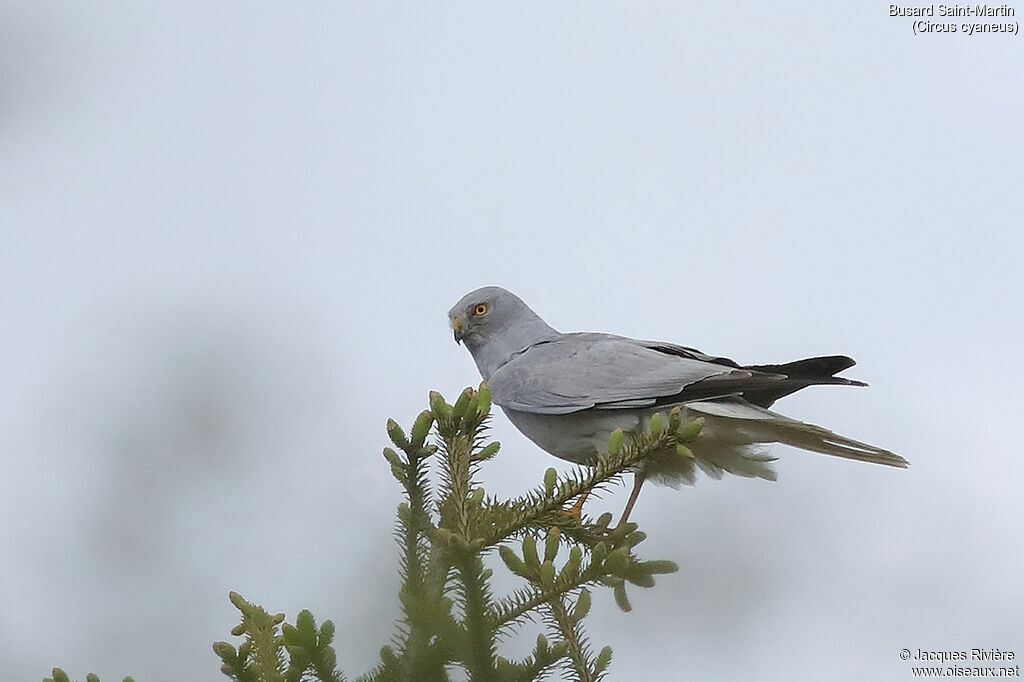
48, 384, 702, 682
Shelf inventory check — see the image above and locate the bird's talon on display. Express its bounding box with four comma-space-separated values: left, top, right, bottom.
562, 489, 590, 521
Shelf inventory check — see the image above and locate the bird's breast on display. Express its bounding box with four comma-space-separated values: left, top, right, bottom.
501, 407, 642, 465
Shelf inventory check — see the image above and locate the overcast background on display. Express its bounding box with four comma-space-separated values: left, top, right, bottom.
2, 3, 1022, 681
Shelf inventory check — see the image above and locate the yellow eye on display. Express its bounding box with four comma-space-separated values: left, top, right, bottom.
473, 303, 488, 316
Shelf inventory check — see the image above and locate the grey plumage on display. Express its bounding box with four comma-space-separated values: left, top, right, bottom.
449, 286, 907, 488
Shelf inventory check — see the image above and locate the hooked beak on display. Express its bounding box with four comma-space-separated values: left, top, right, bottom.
452, 316, 465, 344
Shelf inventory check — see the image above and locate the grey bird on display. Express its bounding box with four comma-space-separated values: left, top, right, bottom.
449, 286, 907, 521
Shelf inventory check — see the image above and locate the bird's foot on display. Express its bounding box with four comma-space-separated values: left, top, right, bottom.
561, 489, 590, 522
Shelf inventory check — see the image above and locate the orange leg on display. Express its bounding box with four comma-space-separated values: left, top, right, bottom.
563, 489, 591, 521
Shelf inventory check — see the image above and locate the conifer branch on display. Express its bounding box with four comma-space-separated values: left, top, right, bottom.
44, 671, 136, 682
457, 555, 498, 681
50, 386, 687, 682
385, 411, 443, 680
488, 564, 605, 634
543, 595, 598, 682
495, 633, 568, 682
480, 428, 678, 548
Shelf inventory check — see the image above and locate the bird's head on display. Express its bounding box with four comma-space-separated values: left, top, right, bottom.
448, 286, 521, 346
448, 286, 557, 378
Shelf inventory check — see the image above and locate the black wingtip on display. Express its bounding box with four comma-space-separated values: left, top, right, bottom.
748, 355, 859, 380
741, 355, 870, 407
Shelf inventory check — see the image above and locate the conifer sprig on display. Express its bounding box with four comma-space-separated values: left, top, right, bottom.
49, 385, 692, 682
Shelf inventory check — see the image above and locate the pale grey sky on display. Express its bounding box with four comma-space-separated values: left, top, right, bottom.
2, 3, 1022, 681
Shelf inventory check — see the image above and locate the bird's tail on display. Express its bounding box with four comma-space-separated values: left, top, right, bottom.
684, 400, 908, 469
645, 439, 778, 488
741, 355, 867, 408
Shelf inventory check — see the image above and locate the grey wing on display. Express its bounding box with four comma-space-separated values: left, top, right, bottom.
629, 339, 867, 408
487, 333, 788, 415
628, 338, 744, 369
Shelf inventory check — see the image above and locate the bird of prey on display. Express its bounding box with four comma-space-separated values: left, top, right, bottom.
448, 286, 906, 522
